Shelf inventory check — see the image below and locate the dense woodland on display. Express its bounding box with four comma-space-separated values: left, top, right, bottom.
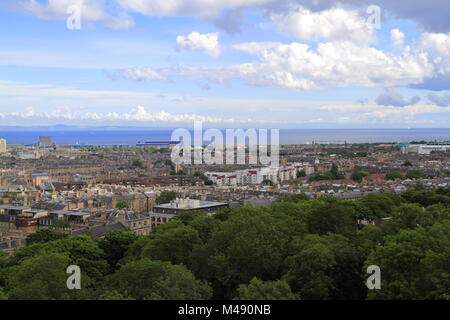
0, 184, 449, 300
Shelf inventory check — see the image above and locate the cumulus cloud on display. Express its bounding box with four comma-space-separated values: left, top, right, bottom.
122, 28, 450, 91
176, 32, 221, 57
10, 0, 450, 34
122, 67, 167, 82
2, 106, 248, 124
291, 1, 450, 34
115, 0, 270, 18
123, 38, 438, 90
375, 88, 421, 107
321, 103, 450, 121
367, 0, 450, 34
410, 73, 450, 91
270, 5, 376, 44
211, 9, 244, 35
415, 32, 450, 75
391, 29, 405, 47
427, 92, 450, 107
113, 0, 450, 34
231, 41, 433, 89
17, 0, 134, 29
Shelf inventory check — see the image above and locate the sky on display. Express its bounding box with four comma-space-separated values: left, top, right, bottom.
1, 0, 450, 129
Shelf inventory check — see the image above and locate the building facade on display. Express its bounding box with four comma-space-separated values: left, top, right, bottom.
0, 139, 6, 153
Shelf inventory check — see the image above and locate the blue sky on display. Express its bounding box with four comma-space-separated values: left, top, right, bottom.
1, 0, 450, 128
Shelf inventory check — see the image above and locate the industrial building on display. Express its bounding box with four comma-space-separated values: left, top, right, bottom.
400, 143, 450, 155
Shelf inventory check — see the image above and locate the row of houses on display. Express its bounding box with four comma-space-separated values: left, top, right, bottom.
0, 197, 230, 251
204, 163, 315, 186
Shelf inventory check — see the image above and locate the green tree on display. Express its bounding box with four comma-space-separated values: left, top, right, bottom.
356, 193, 403, 220
351, 171, 369, 183
132, 160, 145, 169
405, 170, 426, 179
386, 171, 404, 180
116, 200, 130, 210
26, 229, 68, 245
330, 163, 345, 180
297, 170, 306, 178
155, 190, 177, 204
391, 203, 434, 229
97, 290, 135, 300
190, 206, 291, 299
99, 230, 139, 271
172, 211, 221, 243
401, 189, 450, 207
0, 287, 7, 300
325, 234, 367, 300
0, 251, 8, 287
6, 253, 71, 300
11, 235, 108, 285
306, 198, 357, 237
365, 221, 450, 299
234, 278, 299, 300
402, 160, 413, 167
106, 259, 212, 300
309, 164, 344, 181
277, 193, 309, 203
284, 235, 336, 299
50, 235, 108, 283
141, 221, 202, 266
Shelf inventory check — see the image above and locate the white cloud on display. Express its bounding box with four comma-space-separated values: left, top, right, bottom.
427, 92, 450, 107
415, 32, 450, 75
115, 0, 270, 18
11, 0, 450, 35
270, 6, 376, 44
230, 40, 433, 89
18, 0, 134, 29
122, 30, 450, 91
122, 39, 435, 90
122, 67, 167, 81
320, 104, 450, 120
375, 88, 420, 107
176, 32, 221, 57
391, 29, 405, 47
2, 105, 249, 124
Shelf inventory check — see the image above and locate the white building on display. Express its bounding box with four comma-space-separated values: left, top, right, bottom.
205, 163, 314, 186
0, 139, 6, 153
402, 143, 450, 155
417, 144, 450, 154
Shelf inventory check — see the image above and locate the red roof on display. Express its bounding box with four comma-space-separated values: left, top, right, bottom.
366, 174, 386, 179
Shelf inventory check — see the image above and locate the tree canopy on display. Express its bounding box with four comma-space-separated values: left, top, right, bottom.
0, 185, 449, 300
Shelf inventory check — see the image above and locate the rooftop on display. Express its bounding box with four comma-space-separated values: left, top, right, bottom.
154, 198, 227, 210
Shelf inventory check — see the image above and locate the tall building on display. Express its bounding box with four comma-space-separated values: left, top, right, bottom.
38, 136, 55, 148
0, 139, 6, 153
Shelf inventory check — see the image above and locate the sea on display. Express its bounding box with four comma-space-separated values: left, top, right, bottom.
1, 128, 450, 146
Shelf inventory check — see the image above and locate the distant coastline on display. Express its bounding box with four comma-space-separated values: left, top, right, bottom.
2, 128, 450, 146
